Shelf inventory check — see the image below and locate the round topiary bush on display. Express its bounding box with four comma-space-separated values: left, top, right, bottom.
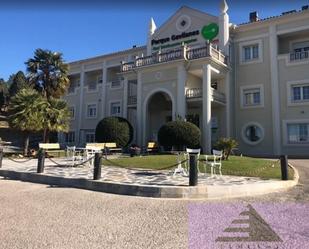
95, 117, 133, 147
158, 120, 201, 150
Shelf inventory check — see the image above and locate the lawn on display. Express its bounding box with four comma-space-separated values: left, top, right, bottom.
102, 155, 293, 180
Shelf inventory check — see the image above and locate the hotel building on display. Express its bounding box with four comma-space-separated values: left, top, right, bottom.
60, 1, 309, 156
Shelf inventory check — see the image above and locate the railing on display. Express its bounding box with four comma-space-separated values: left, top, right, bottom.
211, 89, 226, 103
186, 88, 202, 98
128, 95, 137, 105
121, 44, 226, 72
186, 47, 208, 60
186, 88, 226, 104
290, 51, 309, 61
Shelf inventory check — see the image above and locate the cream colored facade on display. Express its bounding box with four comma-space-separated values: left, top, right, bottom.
60, 1, 309, 156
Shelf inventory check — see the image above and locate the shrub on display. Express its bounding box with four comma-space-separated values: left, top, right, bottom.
215, 137, 238, 160
95, 117, 133, 147
158, 120, 201, 150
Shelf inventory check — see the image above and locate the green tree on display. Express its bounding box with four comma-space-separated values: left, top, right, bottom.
25, 48, 70, 99
215, 137, 238, 160
8, 71, 28, 98
42, 98, 70, 142
95, 117, 133, 147
8, 88, 71, 153
25, 49, 71, 142
158, 120, 201, 150
8, 88, 45, 155
0, 78, 9, 110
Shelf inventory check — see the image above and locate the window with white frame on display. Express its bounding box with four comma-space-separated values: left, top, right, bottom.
85, 132, 95, 143
287, 123, 309, 144
69, 106, 75, 119
240, 85, 264, 108
65, 131, 75, 143
243, 44, 259, 61
87, 104, 97, 118
110, 102, 121, 116
239, 40, 262, 64
291, 84, 309, 102
241, 122, 264, 145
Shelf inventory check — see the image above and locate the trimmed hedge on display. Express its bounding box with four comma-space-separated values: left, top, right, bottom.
95, 117, 133, 147
158, 120, 201, 150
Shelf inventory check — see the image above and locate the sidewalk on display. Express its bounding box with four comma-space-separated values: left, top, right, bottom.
0, 158, 298, 199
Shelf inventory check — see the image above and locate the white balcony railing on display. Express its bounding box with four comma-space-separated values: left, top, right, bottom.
186, 88, 226, 104
121, 44, 227, 72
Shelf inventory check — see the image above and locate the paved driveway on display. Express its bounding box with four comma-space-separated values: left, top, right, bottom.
0, 160, 308, 249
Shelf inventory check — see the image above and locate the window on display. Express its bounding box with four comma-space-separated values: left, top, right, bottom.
85, 132, 95, 143
65, 131, 75, 143
69, 106, 75, 119
242, 123, 264, 145
240, 85, 264, 108
88, 81, 97, 91
287, 123, 309, 144
243, 88, 261, 106
291, 85, 309, 102
239, 39, 263, 64
87, 104, 97, 118
110, 102, 121, 116
243, 44, 259, 61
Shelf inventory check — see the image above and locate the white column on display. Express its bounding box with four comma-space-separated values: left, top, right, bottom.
123, 77, 128, 118
202, 64, 212, 154
147, 18, 156, 56
225, 71, 231, 137
219, 0, 229, 55
269, 25, 281, 155
101, 61, 107, 119
177, 64, 187, 119
136, 72, 143, 146
77, 67, 85, 145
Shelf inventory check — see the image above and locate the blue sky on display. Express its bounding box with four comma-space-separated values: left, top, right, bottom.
0, 0, 308, 80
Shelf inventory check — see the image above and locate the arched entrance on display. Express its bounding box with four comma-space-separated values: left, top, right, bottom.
145, 91, 173, 142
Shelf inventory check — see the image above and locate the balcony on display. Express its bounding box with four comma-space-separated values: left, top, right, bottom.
186, 88, 226, 104
290, 51, 309, 62
121, 44, 227, 72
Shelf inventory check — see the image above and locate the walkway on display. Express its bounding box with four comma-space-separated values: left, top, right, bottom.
1, 158, 271, 186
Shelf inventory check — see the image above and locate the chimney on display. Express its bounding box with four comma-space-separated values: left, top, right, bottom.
249, 11, 259, 22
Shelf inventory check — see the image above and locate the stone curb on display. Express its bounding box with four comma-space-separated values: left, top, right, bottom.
0, 166, 298, 199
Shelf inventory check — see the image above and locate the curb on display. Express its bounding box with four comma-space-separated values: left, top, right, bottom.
0, 167, 299, 199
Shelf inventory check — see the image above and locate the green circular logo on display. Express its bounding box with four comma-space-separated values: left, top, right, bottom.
201, 23, 219, 41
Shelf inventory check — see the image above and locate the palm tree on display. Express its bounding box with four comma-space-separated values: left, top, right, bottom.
42, 98, 70, 142
25, 49, 71, 142
25, 49, 70, 99
8, 88, 45, 155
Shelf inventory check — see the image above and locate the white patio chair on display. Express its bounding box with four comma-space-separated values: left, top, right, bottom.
206, 149, 223, 177
175, 148, 200, 176
85, 147, 97, 166
66, 146, 83, 164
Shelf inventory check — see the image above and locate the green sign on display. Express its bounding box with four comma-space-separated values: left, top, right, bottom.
201, 23, 219, 41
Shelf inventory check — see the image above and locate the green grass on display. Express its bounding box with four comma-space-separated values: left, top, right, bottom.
103, 155, 293, 180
